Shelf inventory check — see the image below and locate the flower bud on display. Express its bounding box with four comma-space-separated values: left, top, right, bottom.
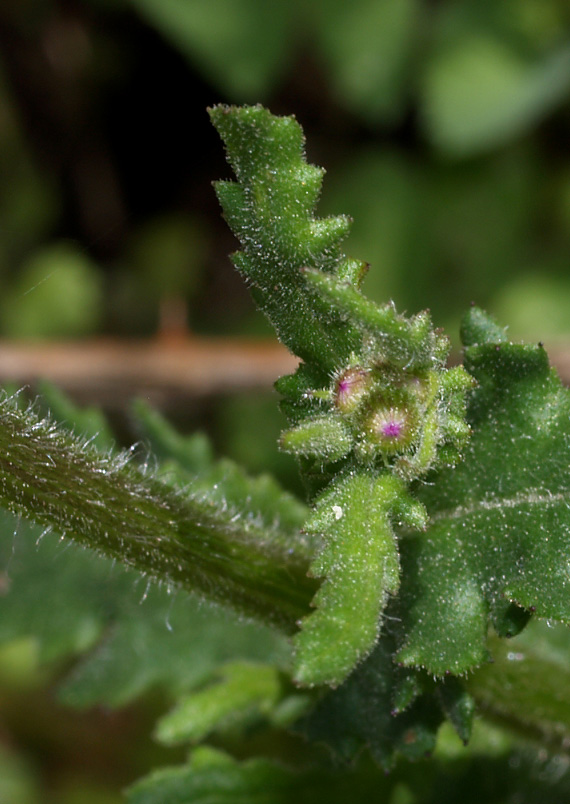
334, 367, 371, 413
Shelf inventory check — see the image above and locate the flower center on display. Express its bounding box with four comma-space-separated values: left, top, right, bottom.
380, 419, 403, 439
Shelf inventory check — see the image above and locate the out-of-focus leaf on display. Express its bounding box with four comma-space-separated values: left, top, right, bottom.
311, 0, 420, 123
127, 212, 207, 300
155, 662, 284, 745
129, 0, 293, 99
0, 743, 39, 804
2, 242, 102, 339
127, 745, 397, 804
0, 509, 289, 707
37, 380, 115, 452
426, 147, 535, 321
0, 513, 118, 664
127, 738, 570, 804
132, 399, 309, 540
422, 34, 570, 155
490, 273, 570, 342
320, 145, 536, 327
60, 583, 289, 709
468, 619, 570, 749
319, 149, 432, 310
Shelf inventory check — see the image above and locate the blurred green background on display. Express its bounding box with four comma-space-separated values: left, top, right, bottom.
1, 0, 570, 347
1, 0, 570, 800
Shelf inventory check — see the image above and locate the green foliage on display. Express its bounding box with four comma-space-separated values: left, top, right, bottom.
154, 662, 287, 745
395, 307, 570, 674
292, 472, 423, 687
1, 242, 103, 339
421, 4, 570, 155
0, 512, 288, 708
129, 0, 292, 99
3, 100, 570, 803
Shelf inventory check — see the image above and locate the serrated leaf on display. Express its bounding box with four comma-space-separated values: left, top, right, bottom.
395, 308, 570, 675
210, 104, 362, 373
301, 268, 436, 370
436, 678, 475, 745
0, 513, 112, 663
128, 737, 570, 804
299, 635, 442, 768
127, 749, 296, 804
293, 472, 426, 687
127, 745, 399, 804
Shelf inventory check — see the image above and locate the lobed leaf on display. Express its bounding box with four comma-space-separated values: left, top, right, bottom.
127, 745, 398, 804
396, 308, 570, 674
212, 105, 474, 689
210, 103, 362, 373
298, 634, 443, 768
293, 472, 426, 687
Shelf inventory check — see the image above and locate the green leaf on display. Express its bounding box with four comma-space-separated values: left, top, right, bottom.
422, 33, 570, 155
0, 513, 112, 664
0, 509, 289, 707
37, 379, 115, 452
209, 103, 362, 374
279, 415, 354, 463
155, 662, 284, 745
133, 398, 309, 541
468, 619, 570, 750
299, 635, 442, 768
129, 0, 293, 99
127, 745, 398, 804
60, 588, 290, 710
301, 268, 438, 370
436, 678, 475, 745
127, 749, 295, 804
212, 106, 474, 689
311, 0, 420, 123
293, 472, 426, 687
1, 241, 103, 339
395, 307, 570, 675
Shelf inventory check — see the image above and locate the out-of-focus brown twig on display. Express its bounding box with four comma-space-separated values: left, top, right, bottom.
1, 338, 570, 413
0, 337, 299, 410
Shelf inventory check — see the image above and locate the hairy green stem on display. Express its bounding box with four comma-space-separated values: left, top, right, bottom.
0, 397, 317, 631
